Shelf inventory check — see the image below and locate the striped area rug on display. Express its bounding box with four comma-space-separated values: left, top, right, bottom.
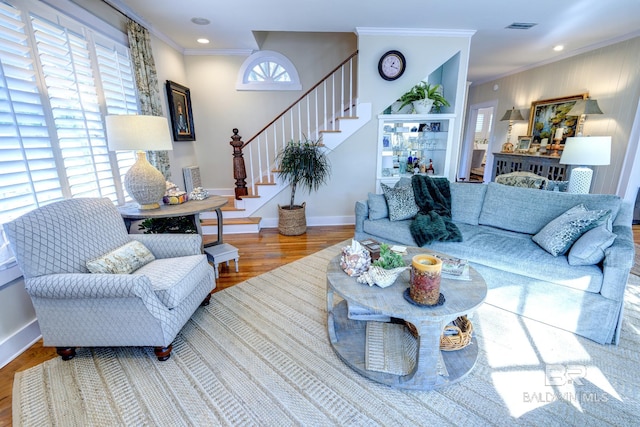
13, 243, 640, 426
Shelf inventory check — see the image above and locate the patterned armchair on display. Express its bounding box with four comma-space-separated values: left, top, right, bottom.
4, 198, 215, 361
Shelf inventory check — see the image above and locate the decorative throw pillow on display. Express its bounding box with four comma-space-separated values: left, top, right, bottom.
86, 240, 155, 274
546, 180, 569, 192
394, 177, 412, 188
368, 193, 389, 220
532, 204, 610, 256
381, 183, 419, 221
568, 226, 616, 266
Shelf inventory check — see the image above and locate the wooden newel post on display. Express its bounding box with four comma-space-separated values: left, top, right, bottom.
230, 128, 248, 200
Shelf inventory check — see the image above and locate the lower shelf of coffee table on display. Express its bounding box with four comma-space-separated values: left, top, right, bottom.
328, 300, 478, 390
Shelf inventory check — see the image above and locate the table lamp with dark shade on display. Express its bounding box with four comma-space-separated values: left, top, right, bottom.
566, 98, 603, 136
105, 115, 173, 209
500, 107, 525, 147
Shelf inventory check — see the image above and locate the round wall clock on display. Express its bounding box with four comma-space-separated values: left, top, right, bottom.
378, 50, 406, 81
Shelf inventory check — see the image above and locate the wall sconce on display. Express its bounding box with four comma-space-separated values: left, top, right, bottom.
566, 98, 603, 136
559, 136, 611, 193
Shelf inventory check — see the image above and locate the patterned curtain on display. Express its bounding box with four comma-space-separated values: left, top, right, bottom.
126, 19, 171, 179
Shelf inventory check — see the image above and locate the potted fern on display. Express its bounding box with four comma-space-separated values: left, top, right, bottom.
399, 82, 450, 114
276, 137, 331, 235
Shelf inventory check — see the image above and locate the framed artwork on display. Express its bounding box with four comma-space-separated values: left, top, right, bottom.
527, 93, 587, 144
516, 136, 532, 152
165, 80, 196, 141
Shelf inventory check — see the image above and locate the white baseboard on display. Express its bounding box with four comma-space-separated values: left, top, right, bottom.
260, 215, 355, 229
0, 319, 41, 369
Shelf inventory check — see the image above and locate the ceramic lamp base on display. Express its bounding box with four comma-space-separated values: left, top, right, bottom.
124, 151, 166, 209
568, 166, 593, 194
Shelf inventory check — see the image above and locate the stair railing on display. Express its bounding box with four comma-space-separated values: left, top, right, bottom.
231, 51, 358, 199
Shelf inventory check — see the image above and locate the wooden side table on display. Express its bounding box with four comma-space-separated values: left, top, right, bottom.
326, 247, 487, 390
117, 196, 228, 247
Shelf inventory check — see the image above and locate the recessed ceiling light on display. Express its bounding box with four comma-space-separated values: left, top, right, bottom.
197, 38, 210, 44
553, 45, 564, 52
191, 17, 210, 25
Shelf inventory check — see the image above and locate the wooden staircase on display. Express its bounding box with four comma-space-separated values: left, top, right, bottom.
200, 52, 370, 236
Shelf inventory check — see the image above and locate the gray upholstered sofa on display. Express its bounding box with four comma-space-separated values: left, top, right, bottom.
355, 181, 635, 344
4, 198, 216, 361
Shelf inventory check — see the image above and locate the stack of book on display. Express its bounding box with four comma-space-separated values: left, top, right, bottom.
439, 256, 470, 280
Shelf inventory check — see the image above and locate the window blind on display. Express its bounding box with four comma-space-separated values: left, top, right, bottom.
0, 0, 138, 275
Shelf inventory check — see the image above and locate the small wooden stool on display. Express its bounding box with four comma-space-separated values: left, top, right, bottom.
204, 243, 239, 278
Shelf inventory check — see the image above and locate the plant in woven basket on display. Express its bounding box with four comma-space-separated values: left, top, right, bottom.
373, 243, 405, 269
275, 136, 331, 235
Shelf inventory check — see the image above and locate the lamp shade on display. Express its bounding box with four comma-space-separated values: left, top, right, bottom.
500, 107, 525, 121
105, 115, 173, 151
559, 136, 611, 166
566, 99, 603, 116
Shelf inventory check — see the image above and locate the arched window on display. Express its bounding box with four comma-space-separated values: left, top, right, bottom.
236, 50, 301, 91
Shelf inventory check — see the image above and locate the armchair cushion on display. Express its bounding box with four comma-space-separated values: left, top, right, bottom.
136, 254, 211, 309
86, 241, 155, 274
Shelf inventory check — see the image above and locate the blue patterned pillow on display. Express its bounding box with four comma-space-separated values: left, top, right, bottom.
381, 183, 419, 221
87, 240, 155, 274
532, 204, 610, 256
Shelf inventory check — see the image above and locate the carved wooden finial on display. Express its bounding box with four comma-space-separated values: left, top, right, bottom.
230, 129, 248, 199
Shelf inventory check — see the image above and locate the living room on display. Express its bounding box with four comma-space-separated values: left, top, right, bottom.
2, 0, 640, 424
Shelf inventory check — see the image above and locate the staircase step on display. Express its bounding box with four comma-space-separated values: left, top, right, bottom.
202, 217, 261, 226
320, 129, 341, 134
337, 116, 359, 120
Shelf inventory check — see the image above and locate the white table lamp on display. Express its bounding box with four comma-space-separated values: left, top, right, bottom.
106, 115, 173, 209
559, 136, 611, 194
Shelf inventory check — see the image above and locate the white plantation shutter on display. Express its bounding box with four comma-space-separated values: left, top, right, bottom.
0, 2, 62, 223
94, 38, 137, 187
0, 0, 139, 277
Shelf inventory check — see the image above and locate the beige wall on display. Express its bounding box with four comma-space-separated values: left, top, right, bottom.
183, 32, 357, 193
467, 36, 640, 196
160, 30, 472, 223
251, 31, 472, 222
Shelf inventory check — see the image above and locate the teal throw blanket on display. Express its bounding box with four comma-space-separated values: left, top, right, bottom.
410, 175, 462, 247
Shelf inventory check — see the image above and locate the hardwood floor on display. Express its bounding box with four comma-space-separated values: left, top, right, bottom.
0, 225, 355, 426
2, 224, 639, 426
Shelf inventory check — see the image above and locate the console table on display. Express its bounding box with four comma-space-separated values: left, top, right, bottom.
491, 152, 570, 182
118, 196, 228, 247
326, 248, 487, 390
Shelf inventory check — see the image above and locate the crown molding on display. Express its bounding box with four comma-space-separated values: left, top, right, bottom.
184, 49, 254, 56
355, 27, 476, 38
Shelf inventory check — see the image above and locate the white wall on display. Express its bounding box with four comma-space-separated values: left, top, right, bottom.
466, 36, 640, 196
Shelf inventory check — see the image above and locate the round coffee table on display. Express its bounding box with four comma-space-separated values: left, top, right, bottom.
326, 247, 487, 390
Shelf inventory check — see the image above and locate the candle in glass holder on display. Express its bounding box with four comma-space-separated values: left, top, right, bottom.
409, 254, 443, 305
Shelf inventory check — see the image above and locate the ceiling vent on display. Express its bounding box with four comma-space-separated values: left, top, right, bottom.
506, 22, 537, 30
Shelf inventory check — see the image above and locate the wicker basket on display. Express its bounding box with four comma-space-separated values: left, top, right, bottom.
440, 316, 473, 351
404, 315, 473, 351
278, 203, 306, 235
